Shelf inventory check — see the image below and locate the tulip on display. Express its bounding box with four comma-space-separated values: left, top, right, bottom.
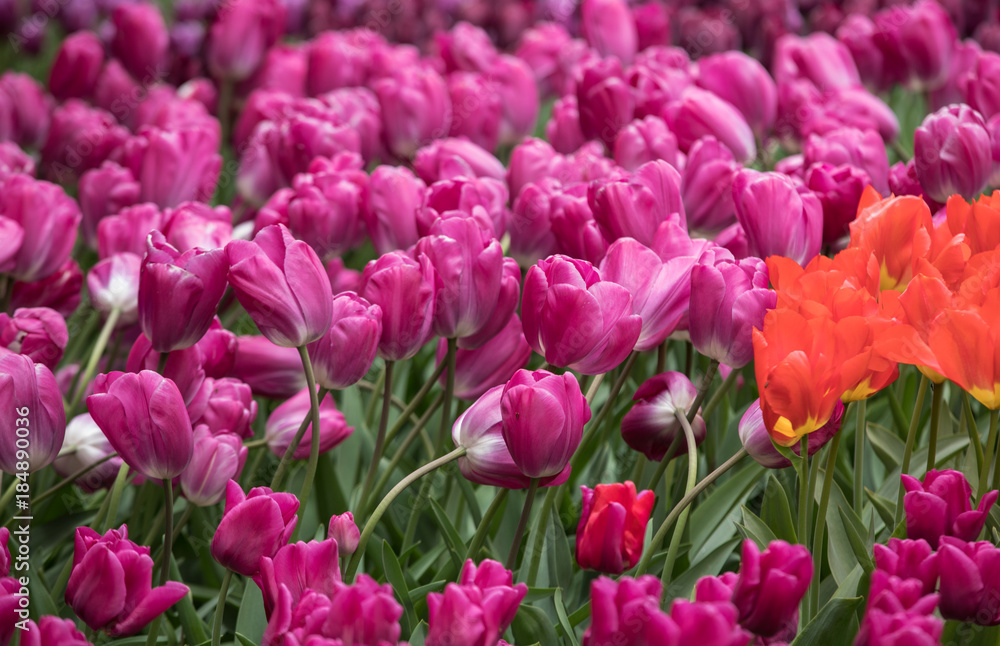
689, 257, 775, 369
110, 3, 168, 80
97, 204, 164, 260
682, 136, 739, 235
589, 160, 685, 247
13, 615, 94, 646
937, 536, 1000, 625
230, 335, 307, 399
251, 44, 307, 98
0, 175, 81, 283
694, 51, 776, 136
212, 480, 299, 577
41, 101, 128, 183
873, 538, 939, 595
913, 104, 992, 204
125, 334, 210, 419
66, 526, 188, 636
576, 58, 634, 148
773, 32, 861, 91
613, 116, 681, 172
138, 231, 228, 353
0, 307, 67, 370
374, 64, 452, 159
0, 141, 35, 179
359, 251, 436, 362
0, 353, 65, 474
803, 127, 890, 196
328, 513, 360, 558
963, 51, 1000, 121
181, 425, 246, 506
805, 163, 873, 245
665, 88, 756, 164
726, 539, 813, 638
632, 2, 669, 51
196, 377, 257, 439
491, 54, 539, 147
413, 138, 506, 184
901, 469, 997, 549
306, 30, 376, 95
582, 576, 677, 646
357, 165, 421, 256
85, 253, 141, 326
207, 0, 285, 81
739, 399, 844, 469
441, 314, 531, 401
453, 384, 568, 489
256, 536, 341, 618
581, 0, 636, 64
898, 0, 956, 88
576, 482, 654, 574
194, 319, 237, 380
733, 170, 823, 267
456, 257, 520, 350
420, 176, 509, 240
9, 259, 83, 319
78, 162, 140, 250
0, 73, 51, 150
306, 292, 381, 391
447, 72, 502, 153
161, 201, 233, 252
854, 570, 943, 646
266, 387, 352, 460
621, 373, 707, 462
226, 224, 333, 348
48, 31, 104, 100
545, 95, 585, 155
118, 124, 223, 209
53, 413, 124, 494
285, 156, 368, 261
501, 369, 591, 480
426, 559, 528, 646
87, 371, 193, 480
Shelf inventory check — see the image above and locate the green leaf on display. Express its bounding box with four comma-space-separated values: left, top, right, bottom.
234, 581, 267, 645
866, 488, 896, 531
867, 423, 904, 471
546, 506, 574, 590
428, 498, 465, 571
511, 604, 559, 646
524, 587, 560, 603
838, 506, 875, 574
688, 462, 764, 562
27, 569, 58, 618
666, 537, 741, 602
941, 621, 1000, 646
235, 634, 258, 646
820, 480, 860, 585
409, 580, 446, 603
790, 596, 864, 646
761, 475, 797, 543
740, 507, 778, 549
383, 540, 417, 635
409, 620, 428, 646
554, 589, 580, 646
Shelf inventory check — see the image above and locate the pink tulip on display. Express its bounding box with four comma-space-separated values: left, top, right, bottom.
364, 165, 425, 255
902, 469, 998, 549
256, 536, 341, 618
0, 353, 65, 474
161, 202, 233, 252
196, 319, 238, 379
426, 559, 528, 646
307, 292, 382, 390
373, 64, 452, 159
328, 513, 360, 558
359, 251, 436, 362
732, 170, 823, 266
448, 72, 502, 153
207, 0, 286, 81
613, 115, 681, 173
197, 377, 257, 439
696, 51, 777, 136
546, 95, 586, 154
0, 307, 67, 370
78, 162, 140, 249
180, 425, 246, 506
97, 204, 163, 260
230, 335, 307, 399
413, 138, 506, 184
48, 31, 104, 100
664, 88, 757, 163
110, 3, 169, 80
0, 174, 81, 282
576, 58, 634, 148
581, 0, 637, 64
8, 259, 82, 318
873, 538, 939, 596
265, 387, 353, 460
211, 480, 299, 577
117, 123, 222, 209
41, 101, 127, 183
622, 372, 706, 462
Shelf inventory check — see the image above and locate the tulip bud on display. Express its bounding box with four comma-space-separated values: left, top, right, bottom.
42, 101, 128, 183
963, 51, 1000, 121
426, 559, 528, 646
805, 162, 874, 245
196, 319, 237, 379
307, 292, 381, 390
0, 175, 82, 283
97, 204, 164, 260
66, 526, 189, 636
803, 127, 890, 196
413, 138, 506, 184
197, 377, 257, 439
53, 413, 125, 493
901, 469, 998, 549
0, 307, 68, 370
363, 166, 425, 255
854, 570, 943, 646
306, 29, 376, 95
0, 73, 51, 150
732, 169, 823, 266
359, 251, 436, 362
78, 162, 140, 250
773, 32, 861, 91
914, 104, 992, 204
285, 157, 368, 261
110, 3, 169, 81
729, 539, 812, 638
576, 58, 634, 147
118, 123, 223, 209
181, 426, 246, 506
576, 482, 654, 574
0, 353, 65, 474
613, 115, 681, 173
87, 252, 142, 325
937, 537, 1000, 625
621, 372, 706, 462
0, 141, 35, 179
583, 576, 675, 645
447, 72, 502, 153
373, 64, 452, 159
873, 538, 939, 596
207, 0, 286, 81
211, 480, 299, 576
13, 615, 94, 645
230, 335, 307, 399
682, 136, 739, 235
664, 88, 757, 164
420, 176, 508, 239
126, 335, 210, 421
898, 0, 956, 89
48, 31, 104, 100
739, 399, 844, 469
695, 51, 777, 136
590, 159, 686, 246
328, 512, 360, 558
545, 94, 585, 155
161, 201, 233, 252
265, 387, 353, 460
256, 535, 341, 618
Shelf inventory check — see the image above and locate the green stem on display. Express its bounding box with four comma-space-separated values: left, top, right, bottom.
700, 366, 739, 422
464, 488, 510, 562
853, 398, 866, 512
926, 382, 944, 472
68, 307, 121, 416
434, 338, 457, 456
0, 274, 10, 313
525, 486, 559, 587
0, 481, 15, 520
797, 435, 810, 548
964, 392, 986, 478
295, 346, 323, 531
359, 360, 394, 517
211, 569, 234, 646
506, 478, 540, 570
634, 448, 748, 576
570, 352, 639, 479
160, 479, 174, 585
656, 341, 668, 374
94, 463, 130, 531
368, 392, 443, 514
988, 410, 1000, 493
809, 433, 841, 622
686, 360, 720, 424
219, 77, 234, 148
894, 375, 929, 528
345, 447, 466, 581
269, 387, 329, 490
364, 365, 386, 429
156, 350, 170, 375
384, 359, 448, 446
646, 435, 683, 492
661, 411, 700, 589
33, 453, 118, 505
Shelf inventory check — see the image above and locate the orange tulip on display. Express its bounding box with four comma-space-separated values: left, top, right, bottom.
927, 294, 1000, 409
945, 192, 1000, 256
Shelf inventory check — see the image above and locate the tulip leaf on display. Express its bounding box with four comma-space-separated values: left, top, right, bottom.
409, 620, 428, 646
666, 537, 741, 602
428, 498, 467, 571
832, 564, 866, 599
546, 506, 574, 591
235, 634, 258, 646
383, 540, 417, 635
941, 621, 1000, 646
525, 587, 560, 602
761, 474, 798, 544
837, 506, 875, 574
511, 603, 559, 646
688, 462, 764, 562
409, 580, 446, 604
554, 588, 581, 646
821, 482, 861, 585
865, 488, 896, 530
234, 580, 267, 645
866, 423, 904, 471
789, 596, 863, 646
738, 507, 778, 549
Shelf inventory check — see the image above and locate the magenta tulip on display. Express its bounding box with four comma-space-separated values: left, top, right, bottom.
576, 58, 634, 148
665, 88, 756, 164
901, 469, 998, 549
256, 536, 341, 618
937, 537, 1000, 625
373, 64, 452, 159
696, 51, 777, 136
873, 538, 939, 596
118, 123, 222, 209
622, 372, 707, 462
0, 174, 81, 283
441, 314, 531, 402
682, 136, 739, 235
285, 155, 368, 261
0, 307, 67, 370
589, 160, 685, 247
913, 104, 992, 204
583, 576, 677, 646
9, 259, 83, 319
413, 138, 506, 184
803, 127, 890, 196
180, 425, 246, 506
97, 204, 164, 260
211, 480, 299, 577
730, 539, 812, 638
196, 377, 257, 439
13, 615, 93, 646
0, 353, 65, 474
426, 559, 528, 646
207, 0, 285, 81
230, 335, 307, 399
110, 3, 168, 80
732, 170, 823, 266
328, 513, 360, 558
265, 387, 353, 460
359, 251, 436, 362
363, 165, 425, 255
48, 31, 103, 100
581, 0, 637, 64
78, 162, 140, 250
613, 115, 681, 173
854, 570, 943, 646
307, 292, 381, 390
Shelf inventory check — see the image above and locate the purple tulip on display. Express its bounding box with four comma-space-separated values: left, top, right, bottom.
576, 58, 635, 148
306, 29, 378, 95
695, 51, 776, 136
732, 170, 823, 266
118, 123, 222, 209
901, 469, 998, 549
739, 399, 845, 469
196, 377, 257, 439
78, 162, 140, 250
86, 253, 142, 325
211, 480, 299, 577
447, 72, 502, 153
873, 538, 939, 596
682, 136, 739, 235
373, 63, 451, 159
195, 319, 237, 379
590, 160, 685, 247
66, 526, 188, 636
181, 425, 246, 506
226, 224, 333, 348
501, 369, 591, 479
230, 335, 307, 399
9, 259, 83, 319
622, 372, 706, 462
441, 314, 531, 401
805, 162, 874, 245
0, 307, 67, 370
613, 115, 681, 173
545, 95, 586, 155
583, 576, 677, 646
161, 202, 233, 252
110, 3, 168, 80
206, 0, 285, 81
427, 559, 528, 646
307, 292, 381, 391
665, 88, 757, 164
265, 387, 352, 460
937, 537, 1000, 625
522, 254, 640, 374
285, 155, 368, 261
420, 175, 509, 240
0, 175, 81, 283
48, 31, 104, 100
0, 73, 51, 151
413, 138, 506, 184
727, 539, 813, 637
0, 353, 65, 474
256, 536, 341, 618
328, 512, 360, 558
854, 570, 943, 646
53, 413, 125, 493
803, 127, 890, 196
359, 251, 436, 362
913, 104, 992, 204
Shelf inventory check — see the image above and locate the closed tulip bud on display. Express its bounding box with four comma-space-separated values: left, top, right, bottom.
78, 162, 140, 250
211, 480, 299, 577
0, 141, 35, 179
420, 176, 509, 239
226, 224, 333, 348
307, 292, 381, 391
87, 371, 193, 480
0, 307, 67, 370
442, 314, 531, 401
873, 538, 939, 596
306, 30, 376, 95
48, 31, 104, 100
914, 104, 992, 203
583, 576, 676, 646
230, 335, 307, 399
118, 124, 222, 209
507, 138, 558, 201
207, 0, 285, 81
576, 482, 654, 574
181, 425, 246, 506
773, 32, 861, 91
730, 539, 812, 638
576, 58, 634, 148
805, 162, 873, 244
0, 353, 65, 474
426, 559, 528, 646
665, 88, 757, 164
901, 469, 997, 549
265, 387, 353, 460
0, 175, 81, 283
545, 95, 586, 154
413, 138, 506, 184
16, 615, 93, 646
138, 231, 227, 353
110, 3, 168, 80
855, 570, 943, 646
97, 204, 164, 260
501, 369, 591, 479
739, 398, 844, 469
937, 537, 1000, 625
621, 372, 706, 462
161, 202, 233, 252
328, 512, 360, 558
53, 413, 125, 493
682, 136, 739, 235
248, 43, 307, 98
447, 72, 502, 153
581, 0, 637, 64
374, 64, 452, 159
87, 253, 142, 324
42, 101, 128, 183
286, 158, 367, 261
689, 257, 775, 369
363, 166, 425, 255
66, 526, 189, 636
0, 73, 51, 150
633, 2, 670, 51
256, 535, 342, 618
197, 377, 257, 438
733, 170, 823, 266
590, 160, 685, 248
613, 116, 681, 172
9, 259, 83, 318
963, 52, 1000, 121
360, 251, 436, 362
491, 54, 538, 147
695, 52, 776, 136
456, 256, 520, 350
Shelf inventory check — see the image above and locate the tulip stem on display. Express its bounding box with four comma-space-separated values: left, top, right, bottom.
161, 479, 174, 586
646, 436, 683, 493
506, 478, 540, 571
635, 448, 749, 576
700, 367, 739, 422
964, 393, 986, 480
585, 372, 606, 406
926, 382, 944, 472
383, 359, 448, 446
687, 360, 719, 425
211, 569, 233, 646
156, 350, 170, 375
359, 360, 394, 518
67, 306, 121, 417
295, 346, 323, 533
0, 481, 16, 522
347, 447, 466, 581
0, 275, 9, 313
656, 340, 668, 374
853, 398, 866, 512
525, 486, 559, 587
660, 411, 700, 590
464, 487, 510, 562
894, 375, 929, 529
797, 435, 810, 549
434, 338, 457, 456
94, 462, 131, 532
990, 411, 1000, 492
570, 352, 639, 482
269, 385, 329, 491
33, 453, 119, 505
810, 432, 841, 621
